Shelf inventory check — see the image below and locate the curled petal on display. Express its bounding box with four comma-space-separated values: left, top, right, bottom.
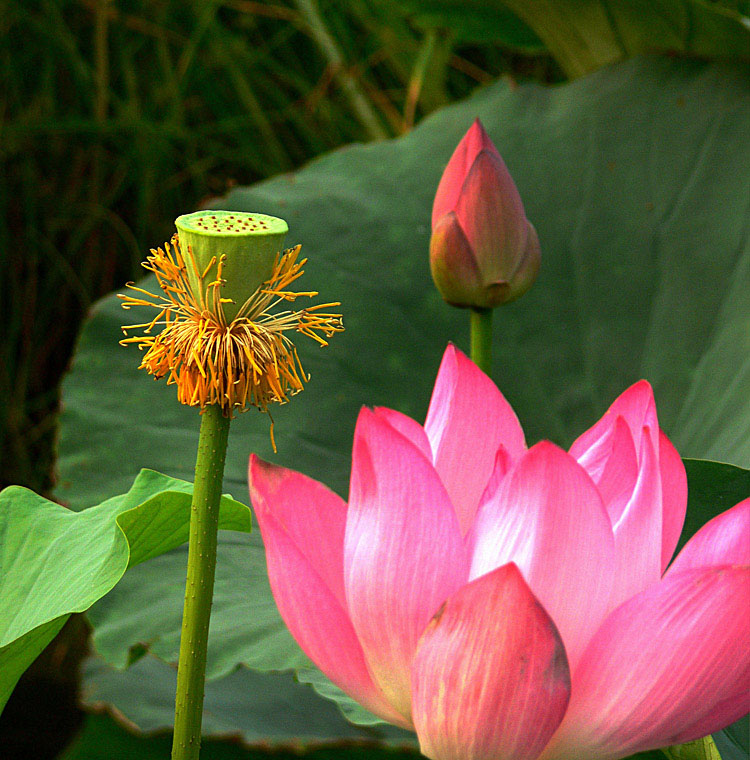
668, 498, 750, 574
248, 457, 406, 725
470, 442, 614, 670
571, 381, 659, 469
659, 429, 688, 570
345, 408, 469, 720
412, 563, 570, 760
544, 566, 750, 760
607, 429, 663, 611
425, 345, 525, 533
571, 415, 638, 526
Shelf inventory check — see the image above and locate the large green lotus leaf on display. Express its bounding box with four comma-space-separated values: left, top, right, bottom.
0, 470, 250, 713
60, 713, 421, 760
59, 57, 749, 747
81, 655, 416, 748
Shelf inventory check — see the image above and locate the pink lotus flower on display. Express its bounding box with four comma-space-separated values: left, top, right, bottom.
249, 345, 749, 760
430, 119, 540, 308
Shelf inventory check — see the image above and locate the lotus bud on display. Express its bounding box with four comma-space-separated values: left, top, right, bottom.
175, 210, 288, 321
430, 119, 540, 309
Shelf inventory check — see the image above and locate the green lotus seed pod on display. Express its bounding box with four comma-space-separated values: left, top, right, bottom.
175, 210, 288, 321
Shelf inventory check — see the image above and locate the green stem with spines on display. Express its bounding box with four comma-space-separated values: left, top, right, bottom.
470, 307, 493, 375
171, 404, 231, 760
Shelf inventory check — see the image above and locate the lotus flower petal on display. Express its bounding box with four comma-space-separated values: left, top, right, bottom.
454, 149, 527, 280
570, 415, 638, 524
658, 429, 688, 570
429, 213, 491, 307
425, 345, 525, 532
412, 563, 570, 760
248, 456, 406, 725
373, 406, 433, 461
607, 429, 663, 611
431, 118, 504, 226
345, 407, 469, 720
470, 442, 614, 669
571, 381, 658, 464
668, 498, 750, 573
543, 565, 750, 760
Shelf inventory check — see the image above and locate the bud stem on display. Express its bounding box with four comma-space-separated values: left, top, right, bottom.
171, 404, 231, 760
470, 307, 493, 375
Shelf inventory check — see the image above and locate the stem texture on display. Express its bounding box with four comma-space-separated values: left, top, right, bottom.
470, 307, 493, 375
171, 404, 231, 760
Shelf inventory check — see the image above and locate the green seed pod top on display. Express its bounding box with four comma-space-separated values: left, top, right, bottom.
175, 210, 288, 321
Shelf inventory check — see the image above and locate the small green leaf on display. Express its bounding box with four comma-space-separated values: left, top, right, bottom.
662, 735, 723, 760
0, 469, 251, 713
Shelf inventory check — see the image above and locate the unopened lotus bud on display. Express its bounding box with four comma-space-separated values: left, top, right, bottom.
175, 210, 288, 321
430, 119, 540, 309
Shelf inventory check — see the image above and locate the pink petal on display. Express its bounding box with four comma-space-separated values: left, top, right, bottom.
429, 212, 485, 307
432, 119, 500, 226
470, 442, 614, 670
425, 345, 525, 533
373, 406, 433, 461
571, 380, 659, 467
345, 407, 469, 720
668, 498, 750, 574
607, 429, 663, 611
543, 566, 750, 760
249, 455, 348, 605
658, 430, 688, 570
454, 149, 527, 279
570, 415, 638, 526
411, 563, 570, 760
248, 457, 407, 726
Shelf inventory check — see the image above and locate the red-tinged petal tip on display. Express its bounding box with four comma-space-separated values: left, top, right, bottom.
412, 563, 570, 760
432, 119, 501, 227
453, 150, 527, 278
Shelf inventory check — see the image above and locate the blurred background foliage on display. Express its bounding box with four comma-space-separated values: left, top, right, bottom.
0, 0, 748, 758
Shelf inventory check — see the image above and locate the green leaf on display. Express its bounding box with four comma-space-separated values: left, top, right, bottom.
60, 713, 420, 759
457, 0, 750, 77
81, 655, 416, 748
59, 57, 749, 744
714, 715, 749, 759
662, 735, 723, 759
679, 460, 750, 552
0, 470, 251, 713
394, 0, 545, 50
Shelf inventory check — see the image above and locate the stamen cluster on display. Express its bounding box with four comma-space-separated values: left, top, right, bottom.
120, 236, 342, 429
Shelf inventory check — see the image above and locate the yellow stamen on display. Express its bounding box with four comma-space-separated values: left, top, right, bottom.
119, 236, 343, 423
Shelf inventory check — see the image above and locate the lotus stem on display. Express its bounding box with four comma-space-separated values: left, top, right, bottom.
171, 404, 231, 760
470, 307, 492, 374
